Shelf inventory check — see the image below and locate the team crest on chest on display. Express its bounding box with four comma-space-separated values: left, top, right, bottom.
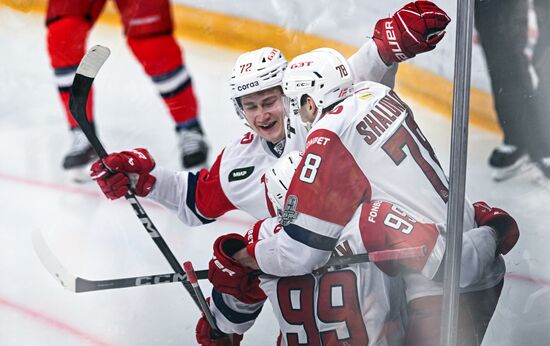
281, 195, 299, 226
228, 166, 255, 182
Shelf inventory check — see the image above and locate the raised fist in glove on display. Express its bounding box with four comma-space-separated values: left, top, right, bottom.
196, 307, 243, 346
373, 1, 451, 64
474, 201, 519, 255
90, 148, 156, 200
208, 234, 267, 304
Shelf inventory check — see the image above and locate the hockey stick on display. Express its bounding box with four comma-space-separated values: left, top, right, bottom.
68, 45, 201, 308
34, 227, 426, 293
32, 228, 207, 293
183, 261, 225, 338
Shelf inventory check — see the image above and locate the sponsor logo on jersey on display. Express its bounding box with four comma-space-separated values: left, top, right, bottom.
305, 136, 331, 149
228, 166, 255, 182
358, 92, 374, 100
281, 195, 299, 226
237, 81, 260, 91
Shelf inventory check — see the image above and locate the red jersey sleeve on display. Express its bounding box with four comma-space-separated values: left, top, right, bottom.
286, 129, 371, 226
194, 150, 236, 219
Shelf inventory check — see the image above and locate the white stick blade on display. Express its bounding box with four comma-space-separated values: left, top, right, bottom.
32, 229, 76, 292
76, 45, 111, 78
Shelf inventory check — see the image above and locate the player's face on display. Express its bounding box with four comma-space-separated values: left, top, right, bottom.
241, 87, 286, 143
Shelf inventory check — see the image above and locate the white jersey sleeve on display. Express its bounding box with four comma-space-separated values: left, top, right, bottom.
147, 165, 212, 226
250, 216, 332, 276
347, 39, 397, 88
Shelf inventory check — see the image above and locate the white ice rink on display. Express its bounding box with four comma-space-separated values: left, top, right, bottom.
1, 7, 550, 346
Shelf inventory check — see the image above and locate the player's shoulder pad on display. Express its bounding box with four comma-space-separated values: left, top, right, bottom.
220, 131, 265, 182
353, 81, 390, 103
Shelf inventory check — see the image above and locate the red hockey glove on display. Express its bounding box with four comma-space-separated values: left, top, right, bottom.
208, 234, 266, 304
196, 310, 243, 346
90, 148, 156, 199
359, 201, 439, 276
474, 201, 519, 255
373, 1, 451, 64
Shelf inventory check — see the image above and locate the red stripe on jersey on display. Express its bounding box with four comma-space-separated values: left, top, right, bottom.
287, 129, 371, 226
195, 150, 236, 218
261, 175, 277, 217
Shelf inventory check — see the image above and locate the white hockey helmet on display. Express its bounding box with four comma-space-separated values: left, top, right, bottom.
230, 47, 288, 119
264, 150, 303, 216
282, 48, 354, 125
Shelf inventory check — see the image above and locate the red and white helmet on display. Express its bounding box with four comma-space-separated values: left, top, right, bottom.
282, 48, 354, 125
264, 150, 302, 215
230, 47, 288, 119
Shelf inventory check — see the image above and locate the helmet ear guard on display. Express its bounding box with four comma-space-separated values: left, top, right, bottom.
229, 47, 288, 120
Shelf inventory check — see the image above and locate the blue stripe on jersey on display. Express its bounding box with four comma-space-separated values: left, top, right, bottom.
160, 78, 191, 98
283, 223, 338, 251
212, 289, 263, 324
151, 65, 183, 82
186, 172, 215, 224
54, 65, 78, 76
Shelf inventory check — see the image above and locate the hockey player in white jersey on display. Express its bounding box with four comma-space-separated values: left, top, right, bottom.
197, 151, 407, 346
198, 151, 519, 345
89, 2, 451, 227
231, 47, 520, 344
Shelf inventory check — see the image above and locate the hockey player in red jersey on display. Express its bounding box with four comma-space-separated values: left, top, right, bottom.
90, 1, 452, 230
46, 0, 208, 172
197, 151, 518, 345
230, 45, 519, 344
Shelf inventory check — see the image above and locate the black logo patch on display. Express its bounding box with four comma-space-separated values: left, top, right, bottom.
228, 166, 255, 182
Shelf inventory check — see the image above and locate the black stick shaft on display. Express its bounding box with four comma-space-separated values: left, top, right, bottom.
69, 46, 201, 309
70, 246, 427, 292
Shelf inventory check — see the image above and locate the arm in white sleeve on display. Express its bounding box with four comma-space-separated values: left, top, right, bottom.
347, 39, 397, 88
146, 166, 214, 226
252, 214, 343, 276
209, 289, 265, 335
254, 230, 333, 276
459, 226, 502, 288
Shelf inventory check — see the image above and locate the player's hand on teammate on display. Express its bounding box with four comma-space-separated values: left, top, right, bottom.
473, 201, 520, 255
90, 148, 156, 199
208, 234, 266, 304
373, 1, 451, 64
195, 306, 243, 346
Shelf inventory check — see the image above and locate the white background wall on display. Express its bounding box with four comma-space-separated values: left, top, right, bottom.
173, 0, 497, 91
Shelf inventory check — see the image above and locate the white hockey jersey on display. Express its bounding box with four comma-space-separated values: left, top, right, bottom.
252, 81, 477, 277
212, 214, 406, 346
146, 40, 397, 225
212, 200, 503, 344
